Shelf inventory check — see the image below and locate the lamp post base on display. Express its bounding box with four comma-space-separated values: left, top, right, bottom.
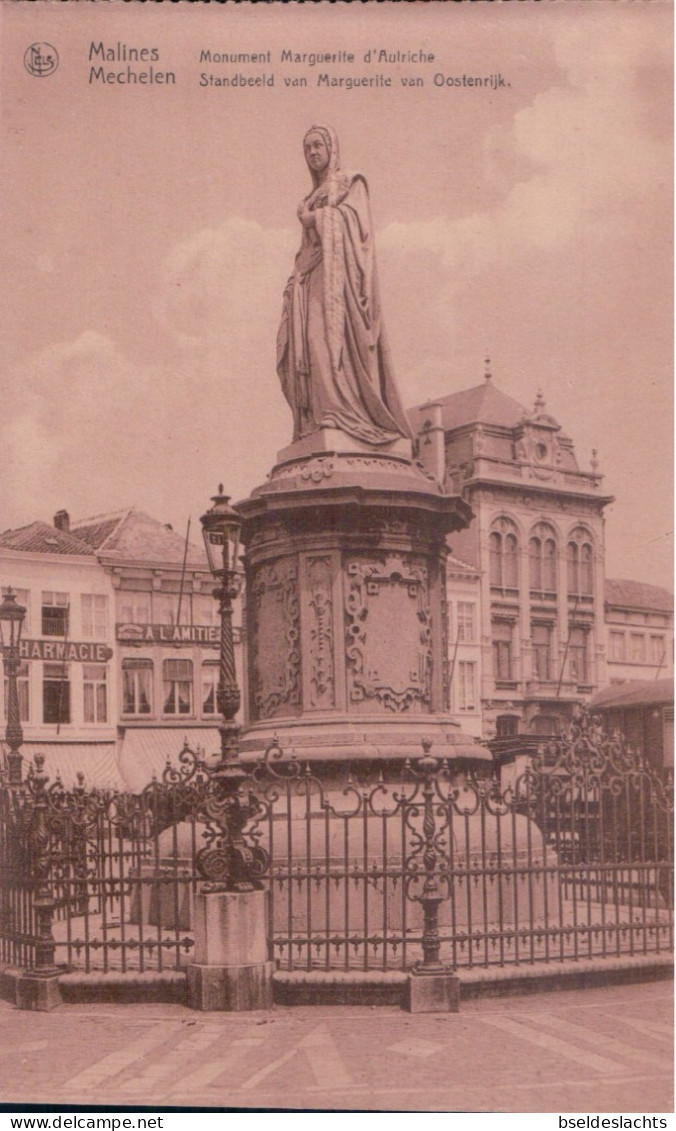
15, 972, 62, 1012
187, 961, 274, 1012
405, 968, 460, 1014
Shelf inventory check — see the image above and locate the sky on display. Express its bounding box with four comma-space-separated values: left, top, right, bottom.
1, 1, 672, 588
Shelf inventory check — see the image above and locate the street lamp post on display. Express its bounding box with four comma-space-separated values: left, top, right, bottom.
199, 486, 265, 892
200, 485, 244, 774
0, 588, 26, 786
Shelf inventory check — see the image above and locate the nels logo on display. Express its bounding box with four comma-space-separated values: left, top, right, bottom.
24, 43, 59, 78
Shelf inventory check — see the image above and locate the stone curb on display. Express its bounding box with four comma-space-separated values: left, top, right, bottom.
1, 954, 672, 1009
272, 953, 674, 1005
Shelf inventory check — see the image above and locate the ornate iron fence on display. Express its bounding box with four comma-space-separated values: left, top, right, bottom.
0, 711, 672, 980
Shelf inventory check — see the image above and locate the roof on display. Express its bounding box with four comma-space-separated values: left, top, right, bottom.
410, 380, 527, 433
71, 511, 128, 550
605, 579, 674, 613
72, 509, 208, 568
0, 521, 94, 556
447, 554, 479, 575
119, 726, 220, 792
590, 677, 674, 711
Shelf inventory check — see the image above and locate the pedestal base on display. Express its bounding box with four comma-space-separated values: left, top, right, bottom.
15, 973, 62, 1012
405, 969, 460, 1013
187, 961, 275, 1012
188, 887, 273, 1012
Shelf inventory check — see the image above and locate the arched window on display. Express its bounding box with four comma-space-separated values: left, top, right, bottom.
580, 543, 593, 595
504, 533, 519, 588
529, 523, 557, 595
489, 531, 502, 586
489, 518, 520, 591
567, 527, 594, 597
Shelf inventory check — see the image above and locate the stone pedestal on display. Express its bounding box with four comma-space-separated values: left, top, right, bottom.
187, 888, 274, 1012
237, 443, 488, 768
406, 969, 460, 1013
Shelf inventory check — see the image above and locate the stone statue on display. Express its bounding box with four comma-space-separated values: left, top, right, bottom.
276, 125, 413, 448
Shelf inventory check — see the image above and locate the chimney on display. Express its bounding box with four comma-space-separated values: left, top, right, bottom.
414, 402, 446, 486
54, 509, 70, 533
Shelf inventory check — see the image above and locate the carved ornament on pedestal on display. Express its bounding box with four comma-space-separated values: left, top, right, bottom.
249, 557, 301, 720
345, 554, 432, 714
306, 555, 335, 709
246, 520, 290, 552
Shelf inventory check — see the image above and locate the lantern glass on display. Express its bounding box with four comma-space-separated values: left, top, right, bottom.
224, 522, 241, 577
200, 489, 242, 580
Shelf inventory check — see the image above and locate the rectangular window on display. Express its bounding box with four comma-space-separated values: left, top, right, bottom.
163, 658, 193, 716
532, 624, 552, 681
83, 664, 107, 723
457, 661, 477, 710
492, 620, 514, 682
81, 594, 108, 639
42, 592, 69, 637
153, 595, 176, 626
122, 659, 153, 716
154, 594, 191, 627
43, 662, 70, 724
630, 633, 646, 663
3, 661, 29, 723
610, 631, 626, 662
456, 602, 476, 644
496, 715, 519, 738
202, 662, 219, 715
569, 628, 589, 685
194, 595, 218, 627
650, 635, 665, 666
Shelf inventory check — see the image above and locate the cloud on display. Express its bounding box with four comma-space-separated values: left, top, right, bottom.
378, 16, 670, 386
0, 332, 181, 530
1, 219, 306, 537
154, 216, 296, 350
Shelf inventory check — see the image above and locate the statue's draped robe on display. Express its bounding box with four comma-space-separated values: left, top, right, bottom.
277, 174, 412, 446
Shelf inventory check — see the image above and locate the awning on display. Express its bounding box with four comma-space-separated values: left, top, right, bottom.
8, 741, 126, 791
119, 726, 220, 792
590, 677, 674, 711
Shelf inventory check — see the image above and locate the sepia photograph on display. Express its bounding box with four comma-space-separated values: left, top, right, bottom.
0, 0, 672, 1118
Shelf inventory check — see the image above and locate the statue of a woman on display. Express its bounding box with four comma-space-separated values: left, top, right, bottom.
277, 125, 413, 448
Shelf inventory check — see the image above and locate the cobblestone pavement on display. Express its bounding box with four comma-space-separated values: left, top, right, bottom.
0, 982, 671, 1113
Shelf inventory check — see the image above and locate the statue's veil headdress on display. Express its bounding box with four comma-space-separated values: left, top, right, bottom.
304, 125, 351, 207
302, 125, 361, 371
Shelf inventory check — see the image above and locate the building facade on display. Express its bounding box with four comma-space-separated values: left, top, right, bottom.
604, 578, 673, 685
410, 372, 672, 742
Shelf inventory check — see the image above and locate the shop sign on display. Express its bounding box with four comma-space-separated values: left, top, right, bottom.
19, 639, 114, 662
116, 623, 220, 646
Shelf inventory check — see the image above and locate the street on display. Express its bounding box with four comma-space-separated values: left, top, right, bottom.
0, 981, 671, 1113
